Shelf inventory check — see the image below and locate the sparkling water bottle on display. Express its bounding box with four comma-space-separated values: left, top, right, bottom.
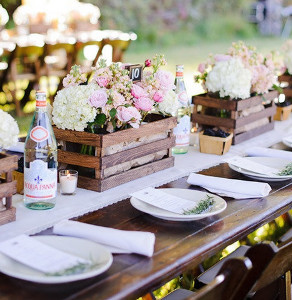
172, 65, 191, 154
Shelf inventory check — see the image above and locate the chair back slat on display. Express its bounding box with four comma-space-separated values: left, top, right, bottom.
187, 257, 252, 300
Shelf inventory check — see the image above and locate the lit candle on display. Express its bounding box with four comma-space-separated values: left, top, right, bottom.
59, 170, 78, 195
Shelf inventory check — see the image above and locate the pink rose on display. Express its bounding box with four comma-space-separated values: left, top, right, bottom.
88, 89, 108, 108
96, 76, 109, 87
131, 84, 148, 99
153, 90, 164, 103
145, 59, 152, 67
154, 70, 175, 91
117, 106, 141, 128
198, 63, 206, 74
134, 97, 153, 111
214, 54, 232, 62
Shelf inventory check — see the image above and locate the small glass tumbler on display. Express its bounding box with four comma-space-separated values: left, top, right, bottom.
59, 170, 78, 195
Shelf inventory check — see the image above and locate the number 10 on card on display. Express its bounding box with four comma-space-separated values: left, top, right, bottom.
125, 64, 143, 83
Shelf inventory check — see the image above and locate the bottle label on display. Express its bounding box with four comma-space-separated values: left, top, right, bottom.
178, 91, 189, 106
173, 115, 190, 146
30, 126, 49, 143
24, 160, 57, 200
176, 71, 183, 77
36, 100, 47, 108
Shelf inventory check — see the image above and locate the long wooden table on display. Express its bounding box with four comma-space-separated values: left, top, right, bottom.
1, 143, 292, 300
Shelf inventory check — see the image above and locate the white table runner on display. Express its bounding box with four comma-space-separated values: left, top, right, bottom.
1, 118, 292, 242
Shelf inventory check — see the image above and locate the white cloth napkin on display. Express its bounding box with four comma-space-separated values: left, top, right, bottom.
187, 173, 271, 199
53, 220, 155, 257
7, 142, 24, 153
245, 146, 292, 161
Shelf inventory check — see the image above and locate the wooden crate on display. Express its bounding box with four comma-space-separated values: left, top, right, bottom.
274, 104, 292, 121
199, 132, 233, 155
53, 115, 177, 192
0, 153, 17, 225
192, 91, 278, 145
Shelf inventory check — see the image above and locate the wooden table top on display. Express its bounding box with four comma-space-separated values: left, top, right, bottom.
1, 143, 292, 300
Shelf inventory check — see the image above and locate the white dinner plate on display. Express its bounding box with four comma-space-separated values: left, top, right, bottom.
130, 188, 227, 221
228, 157, 292, 182
282, 136, 292, 148
0, 235, 113, 284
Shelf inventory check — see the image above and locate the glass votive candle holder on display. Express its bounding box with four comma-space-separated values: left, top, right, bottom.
59, 170, 78, 195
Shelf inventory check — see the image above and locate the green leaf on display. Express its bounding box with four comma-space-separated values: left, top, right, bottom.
109, 108, 117, 118
95, 113, 106, 125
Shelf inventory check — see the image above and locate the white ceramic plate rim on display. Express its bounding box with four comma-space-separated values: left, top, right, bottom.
0, 236, 113, 284
130, 188, 227, 221
228, 157, 292, 180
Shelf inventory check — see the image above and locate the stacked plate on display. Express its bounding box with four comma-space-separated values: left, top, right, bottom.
228, 157, 292, 182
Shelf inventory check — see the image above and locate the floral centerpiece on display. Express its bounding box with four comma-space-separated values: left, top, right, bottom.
195, 41, 282, 99
52, 54, 177, 133
52, 55, 178, 192
282, 40, 292, 75
193, 41, 280, 145
0, 110, 19, 152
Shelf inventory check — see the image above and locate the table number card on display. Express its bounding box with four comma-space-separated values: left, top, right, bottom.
130, 187, 199, 215
0, 235, 90, 274
224, 156, 279, 176
125, 64, 143, 83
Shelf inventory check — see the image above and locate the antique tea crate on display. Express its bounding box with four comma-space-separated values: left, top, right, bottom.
192, 90, 278, 145
0, 153, 17, 225
53, 115, 176, 192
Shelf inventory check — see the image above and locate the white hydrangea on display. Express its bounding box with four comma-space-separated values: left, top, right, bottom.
52, 84, 99, 131
157, 90, 180, 116
205, 58, 252, 99
0, 110, 19, 150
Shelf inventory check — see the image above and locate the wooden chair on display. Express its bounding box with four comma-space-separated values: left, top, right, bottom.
42, 41, 76, 102
161, 257, 252, 300
0, 43, 44, 116
196, 240, 292, 300
103, 38, 132, 62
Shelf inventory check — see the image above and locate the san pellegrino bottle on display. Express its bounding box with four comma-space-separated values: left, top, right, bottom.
24, 91, 58, 210
172, 65, 191, 154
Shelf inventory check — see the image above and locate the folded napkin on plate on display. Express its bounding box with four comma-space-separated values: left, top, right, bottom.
245, 146, 292, 161
187, 173, 271, 199
53, 220, 155, 257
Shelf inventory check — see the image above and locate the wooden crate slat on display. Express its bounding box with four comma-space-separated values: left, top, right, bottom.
0, 207, 16, 225
101, 116, 177, 147
233, 122, 274, 144
0, 154, 18, 173
192, 113, 235, 128
78, 157, 175, 192
0, 181, 17, 198
58, 149, 100, 168
284, 89, 292, 98
101, 136, 175, 169
193, 95, 237, 110
235, 105, 276, 128
53, 127, 102, 147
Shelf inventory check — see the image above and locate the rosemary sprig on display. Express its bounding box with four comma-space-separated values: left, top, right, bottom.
278, 163, 292, 176
183, 195, 215, 215
45, 261, 97, 277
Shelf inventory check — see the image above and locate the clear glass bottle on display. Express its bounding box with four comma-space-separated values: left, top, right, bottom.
172, 65, 191, 154
24, 91, 58, 210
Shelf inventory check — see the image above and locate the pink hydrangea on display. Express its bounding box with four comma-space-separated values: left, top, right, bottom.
154, 70, 175, 91
117, 106, 141, 128
96, 76, 109, 88
112, 91, 126, 107
251, 65, 275, 94
131, 84, 148, 99
134, 97, 153, 111
153, 90, 164, 103
88, 89, 108, 108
